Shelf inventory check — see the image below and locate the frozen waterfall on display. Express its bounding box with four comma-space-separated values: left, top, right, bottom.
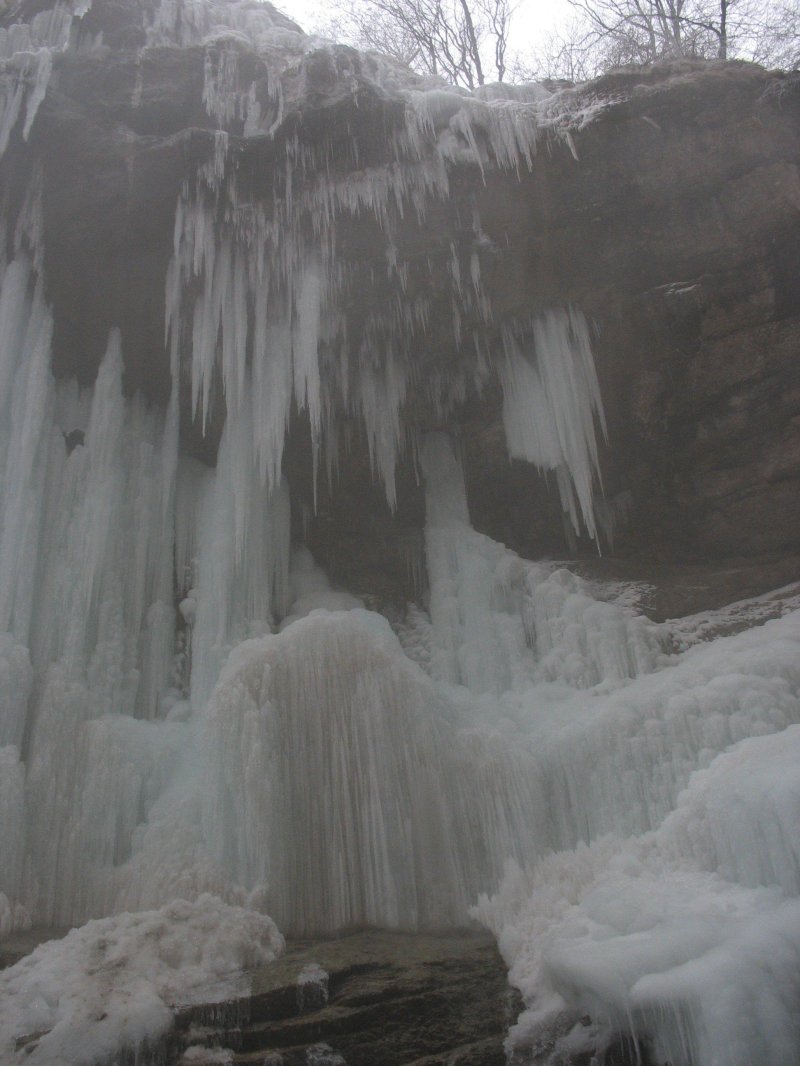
0, 2, 799, 1065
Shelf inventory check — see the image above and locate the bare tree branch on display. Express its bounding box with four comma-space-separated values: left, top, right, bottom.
318, 0, 515, 86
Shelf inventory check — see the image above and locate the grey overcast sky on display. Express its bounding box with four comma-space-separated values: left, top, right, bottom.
276, 0, 575, 58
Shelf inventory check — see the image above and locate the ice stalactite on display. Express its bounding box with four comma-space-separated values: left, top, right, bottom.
163, 27, 609, 535
166, 165, 420, 513
500, 308, 607, 542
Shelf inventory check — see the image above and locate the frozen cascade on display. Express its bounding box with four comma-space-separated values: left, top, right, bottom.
199, 609, 547, 935
472, 612, 800, 1066
0, 223, 184, 925
420, 432, 661, 695
421, 432, 539, 695
420, 430, 800, 1063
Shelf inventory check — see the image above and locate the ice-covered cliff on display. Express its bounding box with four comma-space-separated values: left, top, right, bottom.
0, 1, 799, 1064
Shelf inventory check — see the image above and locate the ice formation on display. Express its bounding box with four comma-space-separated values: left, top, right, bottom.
0, 1, 798, 1064
500, 310, 607, 540
0, 0, 614, 936
0, 895, 283, 1066
474, 683, 800, 1066
199, 609, 546, 934
0, 1, 99, 160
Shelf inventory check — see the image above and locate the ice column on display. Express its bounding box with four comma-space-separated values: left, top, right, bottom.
421, 433, 537, 695
200, 608, 546, 935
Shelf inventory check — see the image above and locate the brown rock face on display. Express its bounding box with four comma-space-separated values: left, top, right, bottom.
3, 0, 799, 604
458, 63, 800, 566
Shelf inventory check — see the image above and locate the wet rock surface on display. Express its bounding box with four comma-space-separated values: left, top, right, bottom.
171, 932, 521, 1066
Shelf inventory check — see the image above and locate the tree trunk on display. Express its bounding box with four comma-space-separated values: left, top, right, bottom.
459, 0, 484, 84
718, 0, 728, 58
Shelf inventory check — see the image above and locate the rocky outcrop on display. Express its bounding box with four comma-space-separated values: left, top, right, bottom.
463, 64, 800, 565
173, 932, 519, 1066
2, 0, 799, 606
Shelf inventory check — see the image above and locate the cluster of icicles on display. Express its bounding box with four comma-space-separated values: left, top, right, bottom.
0, 181, 616, 934
1, 2, 800, 1065
0, 0, 614, 934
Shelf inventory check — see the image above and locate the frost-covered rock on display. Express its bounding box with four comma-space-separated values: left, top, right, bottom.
0, 895, 283, 1066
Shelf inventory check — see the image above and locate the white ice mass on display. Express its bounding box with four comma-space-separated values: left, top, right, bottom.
0, 0, 798, 1063
0, 895, 283, 1065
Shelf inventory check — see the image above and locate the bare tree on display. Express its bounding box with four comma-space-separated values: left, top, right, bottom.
317, 0, 516, 87
515, 0, 800, 81
565, 0, 716, 65
316, 0, 798, 85
509, 17, 601, 82
751, 0, 800, 68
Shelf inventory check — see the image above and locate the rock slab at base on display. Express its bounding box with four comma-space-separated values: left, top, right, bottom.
174, 932, 521, 1066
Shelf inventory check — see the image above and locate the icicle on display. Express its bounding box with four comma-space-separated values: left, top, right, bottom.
500, 307, 607, 543
0, 1, 91, 159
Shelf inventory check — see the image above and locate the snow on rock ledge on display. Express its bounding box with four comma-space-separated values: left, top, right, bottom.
0, 894, 283, 1066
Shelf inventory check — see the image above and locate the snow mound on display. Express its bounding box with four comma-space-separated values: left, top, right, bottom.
474, 691, 800, 1066
0, 895, 283, 1066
